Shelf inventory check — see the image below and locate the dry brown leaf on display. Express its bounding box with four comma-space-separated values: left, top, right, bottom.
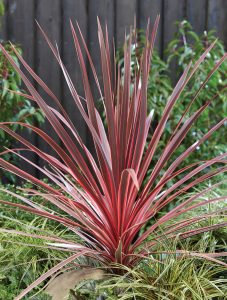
45, 268, 104, 300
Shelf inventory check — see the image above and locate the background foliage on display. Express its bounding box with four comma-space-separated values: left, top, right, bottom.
0, 42, 44, 182
116, 20, 226, 179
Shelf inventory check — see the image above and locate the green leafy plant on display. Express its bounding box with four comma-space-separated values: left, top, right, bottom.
117, 21, 226, 175
139, 183, 227, 251
97, 241, 227, 299
0, 17, 226, 299
74, 232, 227, 299
165, 20, 227, 166
0, 0, 4, 19
0, 42, 44, 182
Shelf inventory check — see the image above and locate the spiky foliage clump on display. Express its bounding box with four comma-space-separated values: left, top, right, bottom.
96, 246, 227, 300
0, 17, 226, 299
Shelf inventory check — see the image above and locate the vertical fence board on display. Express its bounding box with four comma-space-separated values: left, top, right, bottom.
163, 0, 186, 82
208, 0, 227, 48
115, 0, 138, 47
138, 0, 163, 54
186, 0, 207, 34
62, 0, 87, 143
87, 0, 114, 150
0, 0, 8, 40
7, 0, 34, 63
163, 0, 186, 53
35, 0, 62, 172
5, 0, 37, 176
88, 0, 114, 99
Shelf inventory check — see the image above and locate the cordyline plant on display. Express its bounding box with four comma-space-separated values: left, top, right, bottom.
0, 17, 227, 299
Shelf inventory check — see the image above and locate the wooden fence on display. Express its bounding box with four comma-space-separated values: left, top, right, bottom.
0, 0, 226, 177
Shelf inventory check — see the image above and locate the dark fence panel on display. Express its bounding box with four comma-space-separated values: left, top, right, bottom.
62, 0, 87, 144
6, 0, 37, 176
0, 0, 226, 177
139, 0, 163, 52
35, 0, 62, 170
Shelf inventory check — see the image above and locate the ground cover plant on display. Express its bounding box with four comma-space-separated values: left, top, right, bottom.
96, 249, 227, 300
0, 183, 72, 299
0, 16, 226, 299
0, 185, 226, 299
